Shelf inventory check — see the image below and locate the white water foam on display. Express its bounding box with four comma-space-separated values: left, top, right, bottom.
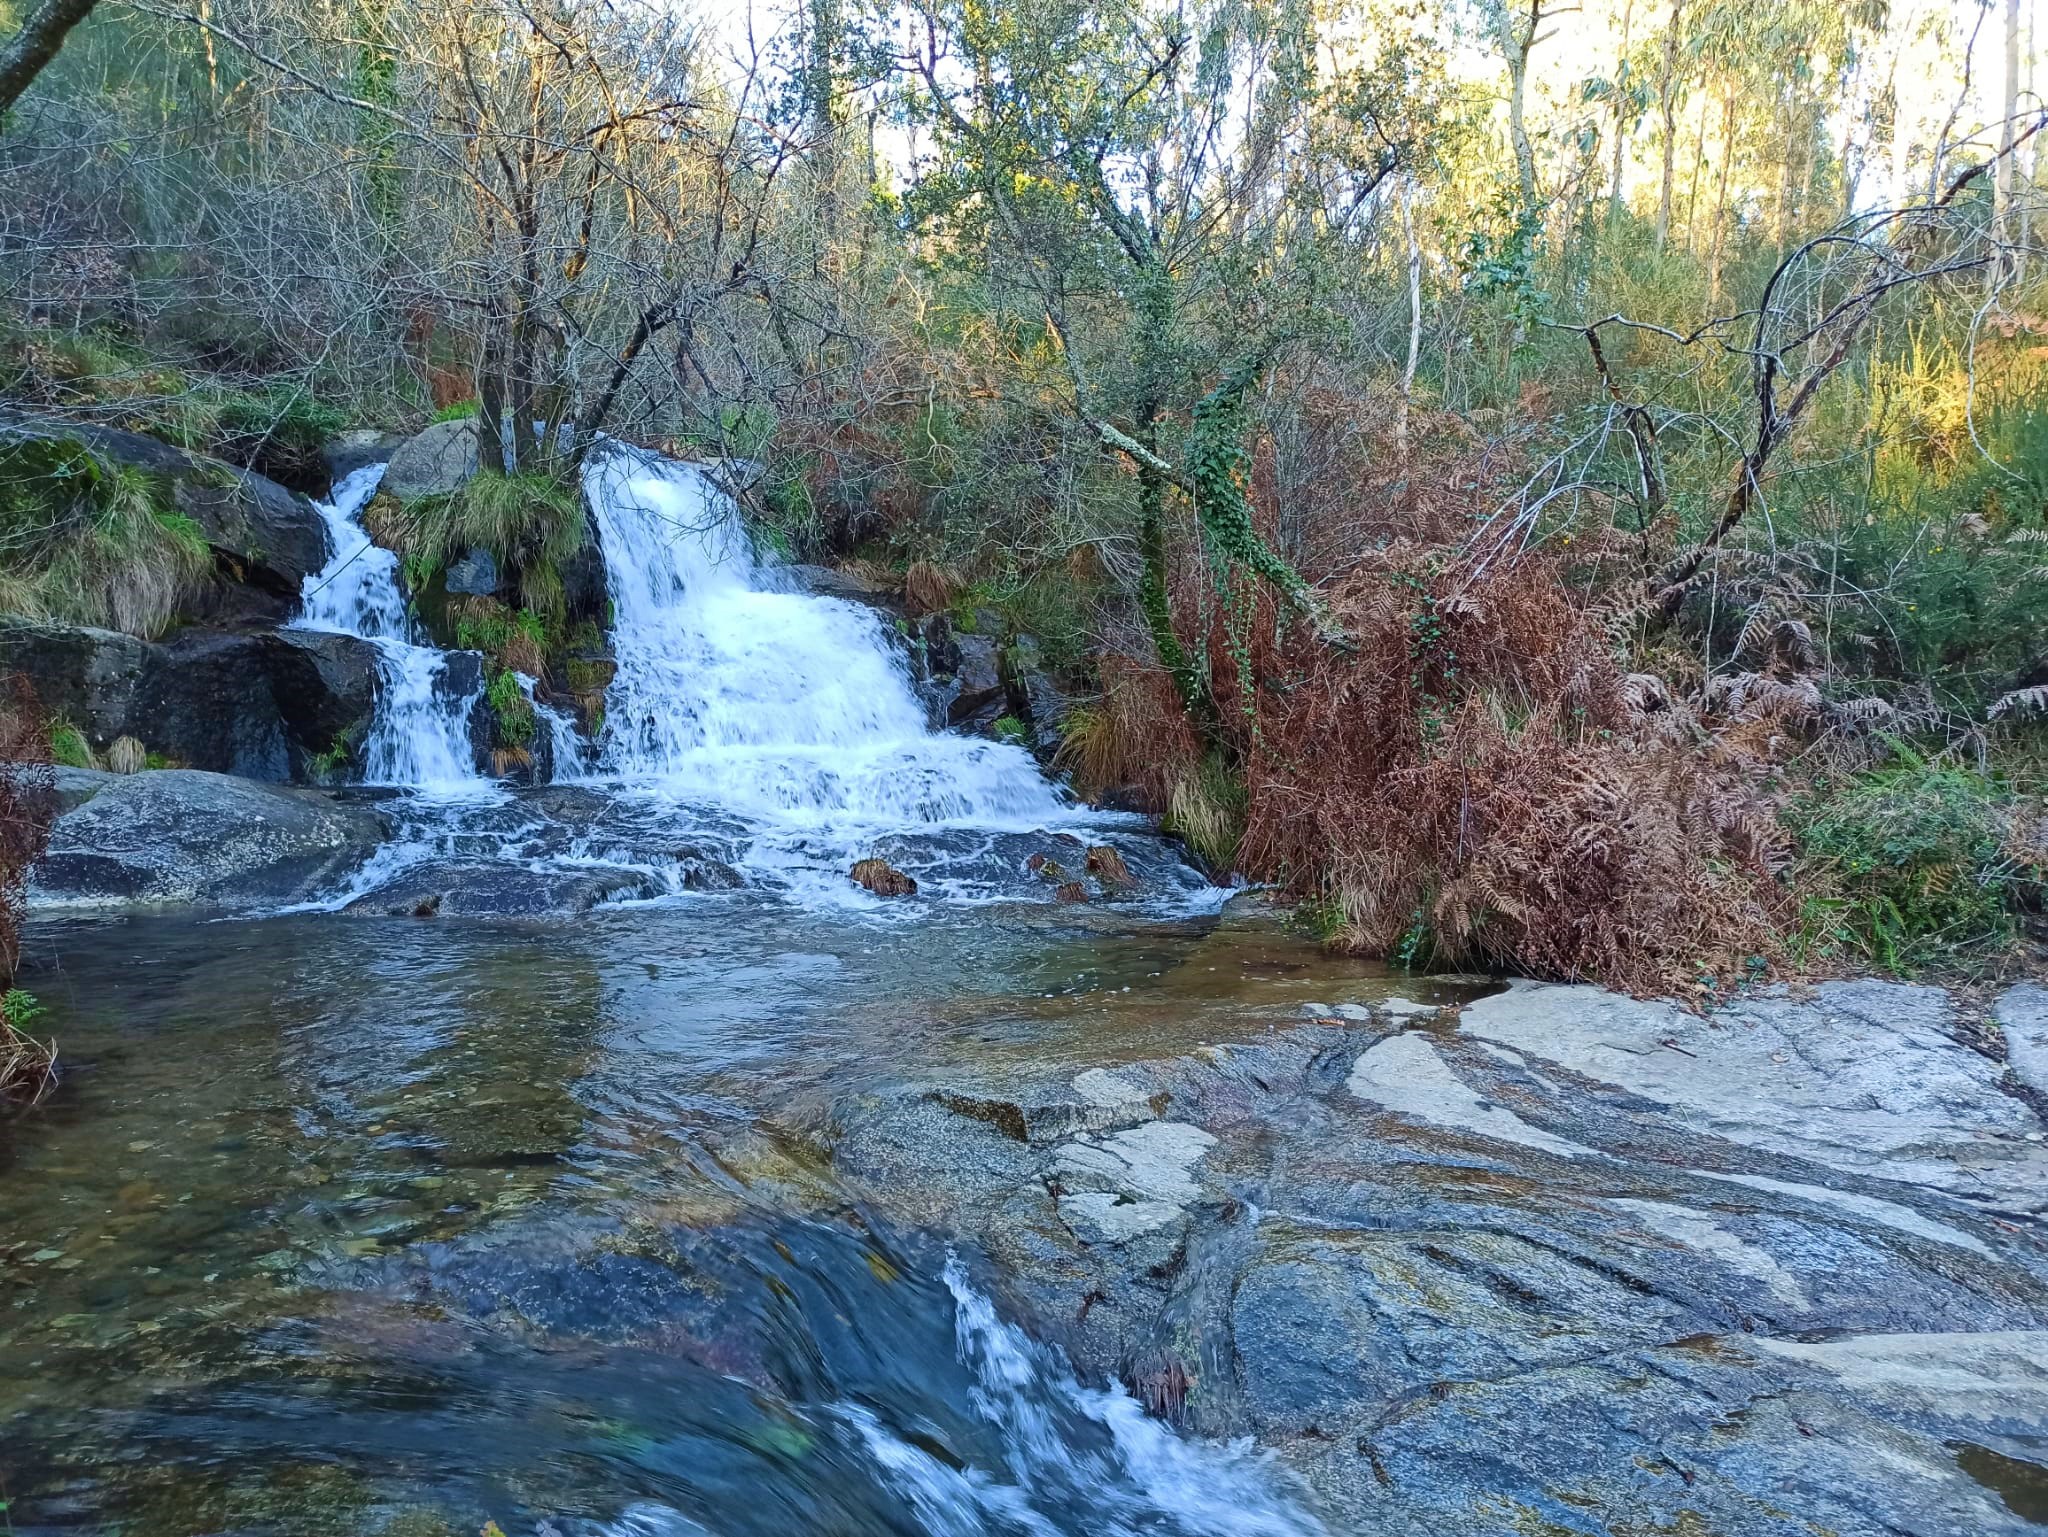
582, 447, 1075, 833
292, 464, 489, 796
594, 1254, 1321, 1537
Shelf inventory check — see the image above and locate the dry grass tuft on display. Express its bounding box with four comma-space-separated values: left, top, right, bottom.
903, 559, 960, 618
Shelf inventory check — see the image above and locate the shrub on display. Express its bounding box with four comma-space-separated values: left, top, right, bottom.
0, 437, 211, 637
1787, 747, 2030, 971
1, 987, 56, 1104
209, 384, 348, 486
1174, 548, 1790, 995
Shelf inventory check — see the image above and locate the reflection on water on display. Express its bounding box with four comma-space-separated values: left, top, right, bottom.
0, 902, 1419, 1534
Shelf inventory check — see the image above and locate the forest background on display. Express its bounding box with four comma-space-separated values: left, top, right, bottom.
0, 0, 2045, 996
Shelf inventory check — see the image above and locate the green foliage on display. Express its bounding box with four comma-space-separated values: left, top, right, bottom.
209, 385, 349, 475
485, 667, 536, 749
1, 987, 44, 1031
431, 399, 480, 422
395, 472, 585, 620
991, 714, 1029, 745
0, 437, 211, 637
455, 606, 547, 664
46, 718, 93, 770
307, 721, 365, 781
1786, 746, 2027, 972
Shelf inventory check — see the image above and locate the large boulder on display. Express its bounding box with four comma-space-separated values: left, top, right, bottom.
30, 770, 387, 908
0, 621, 148, 743
0, 415, 329, 622
321, 428, 407, 488
0, 619, 381, 781
381, 418, 479, 501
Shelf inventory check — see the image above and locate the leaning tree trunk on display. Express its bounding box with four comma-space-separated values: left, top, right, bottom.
0, 0, 99, 119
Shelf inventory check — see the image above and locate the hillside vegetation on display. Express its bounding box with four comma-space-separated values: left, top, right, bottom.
1, 0, 2045, 991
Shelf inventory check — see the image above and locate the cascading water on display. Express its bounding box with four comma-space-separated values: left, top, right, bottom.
293, 464, 488, 794
582, 445, 1071, 830
288, 443, 1205, 914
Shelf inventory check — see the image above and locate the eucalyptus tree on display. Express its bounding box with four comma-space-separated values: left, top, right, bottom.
879, 0, 1420, 726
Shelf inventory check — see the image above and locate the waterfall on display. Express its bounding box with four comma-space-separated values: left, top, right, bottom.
292, 464, 488, 794
580, 445, 1071, 830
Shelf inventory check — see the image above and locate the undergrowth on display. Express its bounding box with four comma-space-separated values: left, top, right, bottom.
0, 436, 210, 637
1786, 746, 2037, 974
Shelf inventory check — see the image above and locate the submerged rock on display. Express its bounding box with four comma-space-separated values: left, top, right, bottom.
851, 858, 918, 897
342, 859, 657, 918
31, 770, 387, 907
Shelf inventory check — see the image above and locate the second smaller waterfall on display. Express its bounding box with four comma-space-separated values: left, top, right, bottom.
293, 464, 488, 793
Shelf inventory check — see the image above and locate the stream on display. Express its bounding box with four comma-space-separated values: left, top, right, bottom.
1, 444, 1334, 1534
0, 906, 1379, 1534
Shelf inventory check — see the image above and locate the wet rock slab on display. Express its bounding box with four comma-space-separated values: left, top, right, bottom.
818, 978, 2048, 1536
31, 770, 389, 908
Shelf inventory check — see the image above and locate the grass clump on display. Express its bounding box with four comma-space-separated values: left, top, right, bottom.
387, 471, 585, 620
453, 599, 548, 679
485, 667, 536, 750
1787, 746, 2034, 973
47, 718, 95, 769
1165, 751, 1246, 876
0, 437, 211, 638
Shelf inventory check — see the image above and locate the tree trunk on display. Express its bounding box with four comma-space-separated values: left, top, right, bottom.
0, 0, 99, 119
1708, 85, 1736, 307
1607, 0, 1637, 230
476, 302, 510, 478
1399, 180, 1422, 462
1996, 0, 2021, 264
1654, 0, 1684, 250
1506, 35, 1537, 209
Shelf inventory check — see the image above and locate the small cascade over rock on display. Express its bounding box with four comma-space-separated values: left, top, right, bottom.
581, 444, 1070, 830
292, 464, 488, 793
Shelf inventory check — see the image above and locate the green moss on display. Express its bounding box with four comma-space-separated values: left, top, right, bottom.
992, 714, 1029, 745
430, 399, 480, 422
